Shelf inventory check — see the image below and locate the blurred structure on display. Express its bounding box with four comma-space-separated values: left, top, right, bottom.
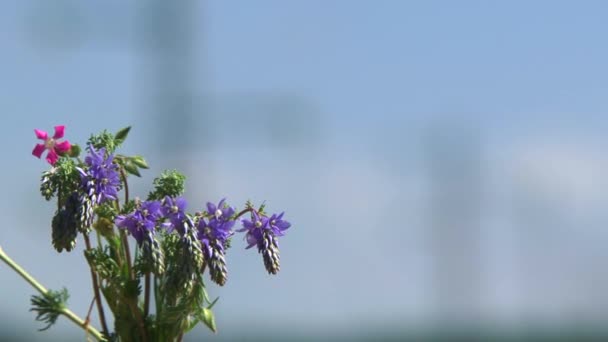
425, 119, 484, 326
140, 1, 199, 157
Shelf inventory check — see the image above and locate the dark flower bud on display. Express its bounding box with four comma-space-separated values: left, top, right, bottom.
51, 193, 80, 252
261, 230, 280, 275
206, 239, 228, 286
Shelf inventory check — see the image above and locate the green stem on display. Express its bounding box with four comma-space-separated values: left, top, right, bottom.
120, 230, 134, 279
234, 207, 253, 220
119, 168, 134, 280
120, 167, 130, 204
144, 272, 151, 318
0, 246, 106, 341
83, 234, 110, 337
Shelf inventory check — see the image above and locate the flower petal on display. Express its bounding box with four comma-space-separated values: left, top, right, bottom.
54, 140, 71, 153
34, 129, 48, 140
46, 149, 59, 165
32, 144, 46, 158
53, 125, 65, 139
175, 197, 188, 211
206, 202, 216, 215
277, 221, 291, 230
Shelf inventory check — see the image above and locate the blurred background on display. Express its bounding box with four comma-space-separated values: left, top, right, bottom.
2, 1, 608, 341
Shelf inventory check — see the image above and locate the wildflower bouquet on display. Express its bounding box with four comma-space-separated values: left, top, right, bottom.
0, 125, 291, 341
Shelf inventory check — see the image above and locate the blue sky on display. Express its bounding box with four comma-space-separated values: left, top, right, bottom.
2, 1, 608, 339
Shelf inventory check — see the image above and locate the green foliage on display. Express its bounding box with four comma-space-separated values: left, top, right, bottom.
122, 159, 141, 177
30, 288, 69, 331
88, 130, 117, 154
68, 143, 81, 158
147, 170, 186, 201
85, 247, 121, 281
87, 126, 131, 154
157, 274, 217, 338
95, 203, 118, 220
119, 200, 137, 215
131, 155, 149, 169
114, 154, 150, 178
114, 126, 131, 146
39, 157, 80, 203
199, 307, 217, 333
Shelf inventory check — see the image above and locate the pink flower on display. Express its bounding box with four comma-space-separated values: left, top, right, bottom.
32, 125, 71, 165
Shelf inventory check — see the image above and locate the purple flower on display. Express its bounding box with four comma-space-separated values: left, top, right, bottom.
207, 198, 235, 222
78, 146, 121, 204
268, 212, 291, 237
238, 211, 269, 249
115, 200, 162, 245
197, 218, 233, 247
199, 199, 236, 243
161, 196, 191, 236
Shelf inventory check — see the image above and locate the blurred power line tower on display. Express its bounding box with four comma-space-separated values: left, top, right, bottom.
140, 0, 200, 167
425, 119, 484, 327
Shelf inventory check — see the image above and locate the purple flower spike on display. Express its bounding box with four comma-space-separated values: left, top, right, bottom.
238, 211, 269, 249
78, 146, 121, 204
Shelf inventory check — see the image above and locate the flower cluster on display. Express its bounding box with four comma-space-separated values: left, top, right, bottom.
161, 196, 192, 236
239, 211, 291, 274
115, 195, 292, 284
197, 199, 236, 285
115, 200, 162, 245
78, 146, 121, 205
29, 125, 292, 340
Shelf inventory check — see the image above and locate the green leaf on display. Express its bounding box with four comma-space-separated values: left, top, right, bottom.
147, 170, 187, 200
131, 155, 149, 169
184, 315, 200, 333
114, 126, 131, 145
123, 161, 141, 177
68, 144, 81, 158
198, 308, 217, 333
30, 288, 70, 331
207, 296, 219, 309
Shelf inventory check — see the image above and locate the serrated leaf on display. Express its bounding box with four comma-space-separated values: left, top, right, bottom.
198, 308, 217, 333
114, 126, 131, 145
30, 288, 70, 331
123, 162, 141, 177
131, 155, 149, 169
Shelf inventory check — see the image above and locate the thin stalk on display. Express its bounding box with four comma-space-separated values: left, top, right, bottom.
83, 234, 110, 337
234, 207, 253, 220
119, 168, 134, 279
120, 167, 130, 204
120, 230, 134, 279
144, 272, 151, 318
0, 246, 106, 341
127, 298, 148, 342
